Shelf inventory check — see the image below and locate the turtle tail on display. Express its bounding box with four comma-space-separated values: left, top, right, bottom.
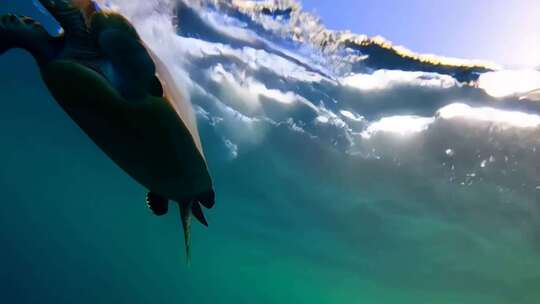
178, 200, 210, 266
178, 201, 193, 266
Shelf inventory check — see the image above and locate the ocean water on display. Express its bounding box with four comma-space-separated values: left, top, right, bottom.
1, 1, 539, 303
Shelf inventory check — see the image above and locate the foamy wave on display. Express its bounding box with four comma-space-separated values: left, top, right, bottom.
478, 69, 540, 98
342, 70, 458, 91
361, 103, 540, 139
437, 103, 540, 128
173, 0, 497, 79
102, 0, 540, 164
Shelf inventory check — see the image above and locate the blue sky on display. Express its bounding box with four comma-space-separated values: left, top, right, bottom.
301, 0, 540, 67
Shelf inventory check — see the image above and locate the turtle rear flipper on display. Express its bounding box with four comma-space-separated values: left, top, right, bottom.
191, 202, 208, 227
198, 190, 216, 209
146, 192, 169, 216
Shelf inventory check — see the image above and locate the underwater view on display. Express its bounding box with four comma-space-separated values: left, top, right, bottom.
1, 0, 539, 303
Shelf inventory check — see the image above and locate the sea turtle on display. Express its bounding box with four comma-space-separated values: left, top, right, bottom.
0, 0, 215, 264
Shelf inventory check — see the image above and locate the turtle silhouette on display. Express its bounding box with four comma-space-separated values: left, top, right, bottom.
0, 0, 215, 264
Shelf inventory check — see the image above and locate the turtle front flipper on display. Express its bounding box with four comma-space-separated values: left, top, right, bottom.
0, 14, 60, 64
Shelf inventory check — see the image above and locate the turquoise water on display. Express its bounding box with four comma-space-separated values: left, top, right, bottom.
1, 1, 540, 303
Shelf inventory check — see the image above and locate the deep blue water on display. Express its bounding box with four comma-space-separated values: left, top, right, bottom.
1, 1, 539, 303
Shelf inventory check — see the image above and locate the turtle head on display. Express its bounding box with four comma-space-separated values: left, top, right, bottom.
72, 0, 99, 20
72, 0, 93, 8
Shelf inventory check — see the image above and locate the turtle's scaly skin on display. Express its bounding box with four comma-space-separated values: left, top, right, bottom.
0, 1, 214, 263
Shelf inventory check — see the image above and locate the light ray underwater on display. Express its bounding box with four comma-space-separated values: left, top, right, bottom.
1, 1, 539, 304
